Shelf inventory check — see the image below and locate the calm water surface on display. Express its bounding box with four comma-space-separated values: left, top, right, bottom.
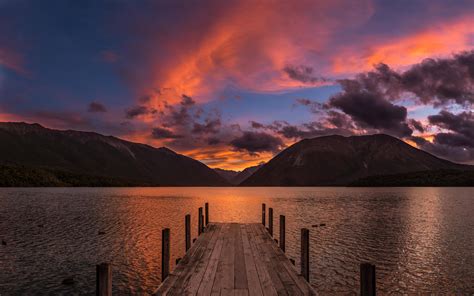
0, 187, 473, 295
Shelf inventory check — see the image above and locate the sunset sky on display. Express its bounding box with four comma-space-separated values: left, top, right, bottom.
0, 0, 473, 170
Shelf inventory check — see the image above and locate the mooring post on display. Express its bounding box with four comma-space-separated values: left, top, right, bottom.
96, 263, 112, 296
262, 203, 266, 226
185, 214, 191, 251
360, 263, 376, 296
162, 228, 170, 281
198, 207, 203, 235
268, 207, 274, 236
301, 228, 310, 281
280, 215, 285, 252
205, 202, 209, 226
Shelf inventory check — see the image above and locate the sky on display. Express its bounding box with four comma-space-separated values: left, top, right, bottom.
0, 0, 473, 170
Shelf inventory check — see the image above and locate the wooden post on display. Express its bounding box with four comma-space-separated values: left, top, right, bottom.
185, 214, 191, 251
198, 207, 203, 235
96, 263, 111, 296
268, 207, 273, 236
279, 215, 285, 252
360, 263, 376, 296
262, 203, 266, 226
301, 228, 309, 281
162, 228, 170, 281
205, 202, 209, 226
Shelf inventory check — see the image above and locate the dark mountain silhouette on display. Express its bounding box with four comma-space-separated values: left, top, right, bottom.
232, 164, 263, 185
241, 134, 472, 186
214, 168, 239, 184
214, 164, 263, 185
0, 122, 228, 186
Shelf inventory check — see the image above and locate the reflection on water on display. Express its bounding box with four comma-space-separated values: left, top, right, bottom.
0, 187, 473, 294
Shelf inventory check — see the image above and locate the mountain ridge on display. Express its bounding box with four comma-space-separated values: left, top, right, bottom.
242, 134, 471, 186
0, 122, 228, 186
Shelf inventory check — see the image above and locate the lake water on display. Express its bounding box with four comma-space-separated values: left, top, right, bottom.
0, 187, 473, 295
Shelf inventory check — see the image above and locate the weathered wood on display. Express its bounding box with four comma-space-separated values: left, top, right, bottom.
268, 208, 273, 236
96, 263, 112, 296
301, 228, 309, 282
156, 223, 315, 295
185, 214, 191, 252
205, 202, 209, 226
161, 228, 170, 281
262, 203, 266, 226
360, 263, 376, 296
280, 215, 286, 252
198, 207, 203, 235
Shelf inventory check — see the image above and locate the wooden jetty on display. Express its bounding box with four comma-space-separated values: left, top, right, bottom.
96, 203, 376, 296
156, 222, 316, 295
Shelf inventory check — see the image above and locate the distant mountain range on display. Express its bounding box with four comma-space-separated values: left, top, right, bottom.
214, 164, 263, 185
242, 134, 472, 186
0, 122, 472, 187
0, 122, 228, 186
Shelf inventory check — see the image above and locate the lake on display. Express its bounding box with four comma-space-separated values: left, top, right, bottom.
0, 187, 473, 295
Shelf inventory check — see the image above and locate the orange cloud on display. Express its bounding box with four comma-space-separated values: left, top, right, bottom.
333, 17, 474, 74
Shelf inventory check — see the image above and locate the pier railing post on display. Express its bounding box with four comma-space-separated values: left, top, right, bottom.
279, 215, 285, 252
301, 228, 309, 281
96, 263, 112, 296
162, 228, 170, 281
360, 263, 376, 296
205, 202, 209, 226
262, 203, 266, 226
198, 207, 203, 235
268, 207, 273, 236
185, 214, 191, 251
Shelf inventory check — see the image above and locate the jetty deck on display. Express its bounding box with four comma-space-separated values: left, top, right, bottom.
155, 223, 317, 296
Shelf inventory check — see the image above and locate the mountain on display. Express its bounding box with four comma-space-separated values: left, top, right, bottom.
214, 164, 263, 185
232, 164, 263, 185
241, 134, 471, 186
214, 168, 239, 184
0, 122, 228, 186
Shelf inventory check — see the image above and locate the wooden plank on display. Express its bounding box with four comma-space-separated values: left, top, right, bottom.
253, 224, 301, 296
159, 224, 218, 295
185, 214, 191, 252
234, 224, 248, 289
301, 228, 309, 282
211, 223, 235, 294
250, 224, 288, 296
360, 263, 376, 296
240, 224, 264, 296
255, 225, 317, 296
156, 225, 213, 294
183, 224, 224, 294
196, 224, 227, 295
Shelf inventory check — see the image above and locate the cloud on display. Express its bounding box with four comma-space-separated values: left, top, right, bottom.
100, 50, 119, 63
230, 131, 284, 154
409, 119, 424, 133
125, 105, 156, 119
428, 110, 474, 147
283, 65, 328, 85
328, 88, 412, 137
192, 118, 221, 134
151, 127, 182, 139
88, 102, 107, 113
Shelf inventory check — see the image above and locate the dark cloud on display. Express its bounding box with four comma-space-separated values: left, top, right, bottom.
428, 110, 474, 141
230, 131, 284, 154
250, 121, 264, 129
151, 127, 182, 139
293, 98, 324, 113
181, 94, 195, 106
283, 65, 327, 84
88, 101, 107, 113
333, 50, 474, 107
125, 105, 156, 119
409, 119, 424, 133
408, 110, 474, 163
329, 89, 412, 137
192, 118, 221, 134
